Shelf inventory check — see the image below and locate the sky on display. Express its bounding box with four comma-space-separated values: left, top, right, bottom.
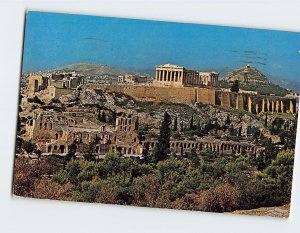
22, 11, 300, 81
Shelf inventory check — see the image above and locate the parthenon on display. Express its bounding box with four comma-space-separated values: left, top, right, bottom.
153, 64, 218, 88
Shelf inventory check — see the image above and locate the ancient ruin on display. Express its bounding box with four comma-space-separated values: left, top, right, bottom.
153, 64, 218, 87
19, 63, 299, 159
27, 72, 85, 101
118, 74, 147, 84
25, 109, 142, 157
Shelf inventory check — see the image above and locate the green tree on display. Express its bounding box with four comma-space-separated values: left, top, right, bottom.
84, 141, 97, 161
188, 148, 199, 166
229, 125, 235, 136
142, 142, 150, 163
109, 111, 117, 124
180, 120, 184, 132
99, 111, 106, 122
173, 116, 178, 131
253, 138, 277, 170
65, 142, 77, 162
264, 113, 268, 127
22, 140, 37, 154
230, 80, 239, 93
283, 114, 298, 149
28, 96, 45, 105
189, 114, 194, 130
225, 116, 231, 126
265, 149, 295, 183
153, 112, 171, 161
135, 117, 139, 130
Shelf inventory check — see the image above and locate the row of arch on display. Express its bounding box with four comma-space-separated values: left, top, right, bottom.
143, 140, 264, 156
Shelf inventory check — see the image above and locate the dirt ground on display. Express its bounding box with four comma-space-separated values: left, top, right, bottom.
231, 204, 290, 218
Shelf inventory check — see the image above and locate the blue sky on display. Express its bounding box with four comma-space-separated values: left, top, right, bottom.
23, 11, 300, 81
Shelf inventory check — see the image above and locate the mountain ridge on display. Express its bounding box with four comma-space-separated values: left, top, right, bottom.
51, 63, 139, 77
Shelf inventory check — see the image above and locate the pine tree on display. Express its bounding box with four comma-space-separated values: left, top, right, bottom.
135, 117, 139, 130
65, 142, 77, 161
229, 125, 235, 136
230, 80, 239, 92
84, 141, 97, 162
100, 111, 106, 122
153, 112, 171, 161
264, 113, 268, 127
173, 116, 178, 131
225, 116, 231, 126
142, 142, 150, 163
191, 148, 197, 158
110, 111, 117, 124
180, 120, 184, 132
189, 114, 194, 130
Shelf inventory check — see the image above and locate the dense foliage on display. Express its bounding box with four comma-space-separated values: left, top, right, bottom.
13, 146, 295, 213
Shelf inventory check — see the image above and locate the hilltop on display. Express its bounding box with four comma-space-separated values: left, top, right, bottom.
223, 65, 270, 85
45, 63, 152, 84
52, 63, 139, 77
218, 65, 289, 96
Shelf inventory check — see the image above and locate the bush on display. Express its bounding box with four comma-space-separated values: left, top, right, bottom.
28, 96, 44, 105
22, 140, 37, 154
174, 183, 240, 212
50, 98, 61, 104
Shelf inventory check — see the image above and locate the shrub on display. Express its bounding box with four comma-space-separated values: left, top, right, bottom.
28, 96, 44, 105
174, 183, 240, 212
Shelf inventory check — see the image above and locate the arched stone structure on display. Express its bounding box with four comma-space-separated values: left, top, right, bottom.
143, 138, 265, 157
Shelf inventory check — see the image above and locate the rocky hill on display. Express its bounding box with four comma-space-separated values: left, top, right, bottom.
219, 65, 289, 96
52, 63, 138, 77
49, 63, 153, 84
223, 64, 270, 85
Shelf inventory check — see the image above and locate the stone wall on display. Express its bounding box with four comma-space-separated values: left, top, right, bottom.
196, 88, 216, 104
88, 84, 197, 104
83, 84, 298, 114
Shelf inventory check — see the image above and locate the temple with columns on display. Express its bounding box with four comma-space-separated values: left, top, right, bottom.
153, 64, 218, 88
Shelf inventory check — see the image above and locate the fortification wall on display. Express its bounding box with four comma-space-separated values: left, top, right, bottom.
83, 84, 297, 114
196, 88, 216, 104
86, 84, 197, 104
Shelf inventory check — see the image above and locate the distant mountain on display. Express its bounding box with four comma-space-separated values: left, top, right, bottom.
268, 76, 300, 94
219, 65, 289, 96
51, 63, 139, 77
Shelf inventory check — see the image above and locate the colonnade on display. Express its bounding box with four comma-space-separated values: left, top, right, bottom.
156, 69, 183, 83
143, 139, 265, 156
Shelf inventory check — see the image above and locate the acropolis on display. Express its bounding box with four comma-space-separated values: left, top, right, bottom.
19, 63, 298, 159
